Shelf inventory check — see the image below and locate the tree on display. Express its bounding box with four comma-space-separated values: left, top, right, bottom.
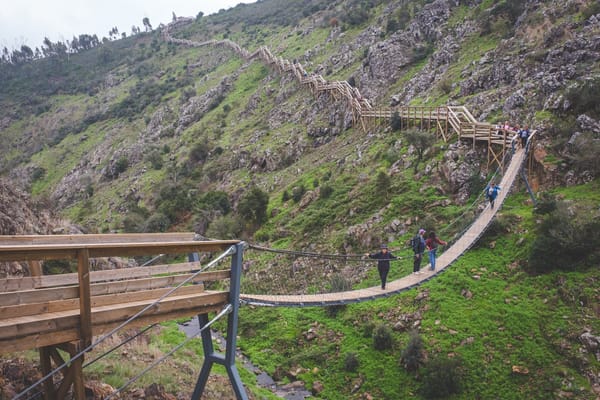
143, 17, 153, 32
237, 186, 269, 227
404, 129, 436, 173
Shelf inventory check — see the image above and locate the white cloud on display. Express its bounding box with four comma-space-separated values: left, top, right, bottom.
0, 0, 255, 50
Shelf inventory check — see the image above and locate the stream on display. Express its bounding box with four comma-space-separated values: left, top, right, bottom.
179, 318, 312, 400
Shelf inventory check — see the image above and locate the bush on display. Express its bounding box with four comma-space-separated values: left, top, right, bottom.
390, 111, 402, 131
145, 149, 163, 170
320, 184, 334, 199
420, 356, 464, 399
197, 191, 231, 215
206, 215, 243, 239
373, 323, 393, 350
237, 186, 269, 226
343, 352, 359, 372
528, 200, 600, 273
326, 274, 351, 317
291, 185, 306, 203
565, 78, 600, 119
142, 213, 171, 232
400, 330, 424, 372
114, 156, 129, 175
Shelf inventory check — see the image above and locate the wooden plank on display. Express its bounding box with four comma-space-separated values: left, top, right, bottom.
2, 262, 190, 291
0, 261, 205, 291
0, 283, 208, 319
0, 270, 228, 306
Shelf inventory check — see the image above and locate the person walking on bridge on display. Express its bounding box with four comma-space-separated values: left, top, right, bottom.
366, 244, 397, 290
425, 231, 447, 271
411, 229, 427, 274
485, 182, 501, 209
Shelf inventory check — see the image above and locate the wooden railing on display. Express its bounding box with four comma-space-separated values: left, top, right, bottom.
0, 233, 242, 399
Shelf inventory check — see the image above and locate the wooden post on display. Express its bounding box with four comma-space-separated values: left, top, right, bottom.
29, 260, 42, 277
39, 347, 56, 400
77, 249, 92, 349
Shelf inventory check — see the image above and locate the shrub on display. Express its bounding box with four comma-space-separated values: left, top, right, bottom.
390, 111, 402, 131
343, 352, 359, 372
373, 323, 393, 350
400, 330, 424, 372
237, 186, 269, 226
189, 141, 211, 163
197, 191, 231, 215
31, 166, 46, 181
565, 132, 600, 175
326, 273, 351, 317
145, 149, 163, 170
420, 355, 464, 399
528, 200, 600, 273
142, 213, 171, 232
114, 156, 129, 175
282, 190, 290, 202
206, 215, 243, 239
291, 184, 306, 203
320, 184, 334, 199
565, 77, 600, 119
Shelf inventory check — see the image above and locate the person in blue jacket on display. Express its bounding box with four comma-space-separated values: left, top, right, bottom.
485, 182, 501, 209
366, 244, 397, 289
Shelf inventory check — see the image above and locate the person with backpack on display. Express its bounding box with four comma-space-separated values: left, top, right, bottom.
485, 182, 501, 209
411, 229, 426, 274
425, 231, 447, 271
366, 244, 397, 289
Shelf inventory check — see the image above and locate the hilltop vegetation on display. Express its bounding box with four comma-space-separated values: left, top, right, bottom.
0, 0, 599, 398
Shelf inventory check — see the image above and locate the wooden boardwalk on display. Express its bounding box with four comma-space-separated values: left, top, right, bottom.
162, 23, 521, 170
240, 146, 527, 307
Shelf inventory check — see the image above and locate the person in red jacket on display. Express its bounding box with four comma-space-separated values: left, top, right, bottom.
425, 231, 447, 271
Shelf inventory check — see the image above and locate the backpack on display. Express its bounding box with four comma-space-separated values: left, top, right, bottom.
410, 235, 420, 253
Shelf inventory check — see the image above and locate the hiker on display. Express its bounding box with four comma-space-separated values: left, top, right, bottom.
519, 125, 530, 148
366, 244, 397, 289
485, 182, 501, 209
425, 231, 447, 271
411, 229, 427, 274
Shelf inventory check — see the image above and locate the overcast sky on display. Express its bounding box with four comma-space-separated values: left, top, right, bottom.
0, 0, 256, 50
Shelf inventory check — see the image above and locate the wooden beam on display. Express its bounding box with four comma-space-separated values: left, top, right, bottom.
77, 249, 92, 349
0, 240, 240, 262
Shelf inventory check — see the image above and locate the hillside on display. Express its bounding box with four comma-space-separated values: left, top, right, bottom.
0, 0, 599, 399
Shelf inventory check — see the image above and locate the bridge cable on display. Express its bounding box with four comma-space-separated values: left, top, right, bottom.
104, 303, 233, 400
13, 246, 236, 400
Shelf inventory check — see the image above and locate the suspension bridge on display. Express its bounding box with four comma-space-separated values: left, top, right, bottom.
0, 132, 534, 400
0, 21, 539, 400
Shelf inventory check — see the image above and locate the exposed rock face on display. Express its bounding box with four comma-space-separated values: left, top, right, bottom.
0, 179, 53, 236
440, 143, 483, 205
0, 179, 55, 277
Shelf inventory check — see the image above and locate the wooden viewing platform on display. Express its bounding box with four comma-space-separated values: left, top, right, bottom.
0, 234, 244, 399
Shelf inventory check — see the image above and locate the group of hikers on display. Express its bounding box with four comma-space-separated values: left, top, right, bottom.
365, 180, 502, 289
498, 121, 531, 149
365, 228, 447, 290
